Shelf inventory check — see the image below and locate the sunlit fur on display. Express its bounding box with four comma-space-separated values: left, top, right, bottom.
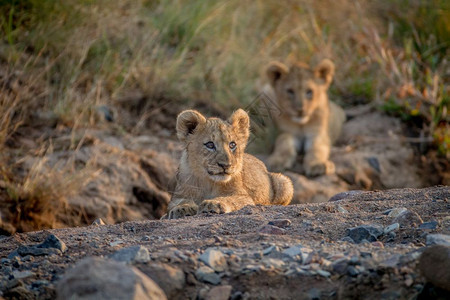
264, 59, 346, 177
167, 109, 293, 219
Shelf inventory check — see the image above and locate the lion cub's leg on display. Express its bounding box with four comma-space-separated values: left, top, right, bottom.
168, 199, 199, 219
269, 173, 293, 205
267, 133, 297, 172
303, 134, 334, 177
199, 196, 255, 214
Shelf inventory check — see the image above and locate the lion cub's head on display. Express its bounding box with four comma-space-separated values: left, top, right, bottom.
176, 109, 250, 183
266, 59, 335, 124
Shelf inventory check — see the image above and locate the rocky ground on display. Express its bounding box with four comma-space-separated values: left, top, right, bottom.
1, 186, 449, 299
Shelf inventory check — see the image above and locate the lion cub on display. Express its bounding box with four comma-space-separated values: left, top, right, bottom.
167, 109, 293, 219
264, 59, 346, 177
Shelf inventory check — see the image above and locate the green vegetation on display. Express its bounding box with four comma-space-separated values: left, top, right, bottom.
0, 0, 448, 231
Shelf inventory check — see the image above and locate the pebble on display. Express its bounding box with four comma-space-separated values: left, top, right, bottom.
419, 221, 438, 230
426, 234, 450, 247
419, 245, 450, 291
345, 225, 383, 243
383, 223, 399, 234
328, 190, 364, 202
110, 246, 150, 264
12, 270, 35, 279
387, 207, 408, 218
336, 205, 348, 214
316, 270, 331, 277
16, 234, 67, 257
262, 245, 277, 256
332, 258, 349, 275
268, 219, 292, 228
262, 258, 285, 269
258, 225, 286, 235
205, 285, 233, 300
195, 266, 221, 285
199, 248, 227, 272
91, 218, 106, 226
393, 210, 423, 228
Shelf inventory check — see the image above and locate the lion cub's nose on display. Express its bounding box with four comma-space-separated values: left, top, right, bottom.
217, 162, 231, 170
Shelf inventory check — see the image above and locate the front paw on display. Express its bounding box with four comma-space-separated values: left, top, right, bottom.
168, 204, 198, 219
305, 161, 335, 177
267, 155, 293, 172
199, 200, 230, 214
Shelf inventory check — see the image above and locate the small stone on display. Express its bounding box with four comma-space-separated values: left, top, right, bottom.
379, 254, 401, 268
347, 266, 359, 277
91, 218, 106, 226
341, 236, 355, 243
141, 236, 151, 241
316, 270, 331, 277
262, 245, 277, 256
199, 248, 227, 272
12, 270, 35, 279
328, 190, 364, 202
426, 234, 450, 247
283, 245, 302, 258
419, 245, 450, 291
384, 223, 399, 234
56, 257, 167, 300
393, 210, 423, 228
387, 207, 408, 218
205, 285, 232, 300
195, 266, 221, 285
110, 246, 150, 264
17, 234, 67, 256
419, 221, 438, 230
346, 225, 383, 243
332, 258, 349, 275
109, 240, 124, 247
371, 241, 384, 248
258, 225, 286, 235
336, 205, 348, 214
268, 219, 292, 228
262, 258, 285, 269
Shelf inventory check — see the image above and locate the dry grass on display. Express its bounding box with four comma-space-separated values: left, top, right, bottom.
0, 0, 448, 232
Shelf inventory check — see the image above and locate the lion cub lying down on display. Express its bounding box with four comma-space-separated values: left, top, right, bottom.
168, 109, 293, 219
264, 59, 346, 177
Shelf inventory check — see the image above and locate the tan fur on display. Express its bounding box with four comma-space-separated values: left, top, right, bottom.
264, 59, 346, 177
168, 109, 293, 219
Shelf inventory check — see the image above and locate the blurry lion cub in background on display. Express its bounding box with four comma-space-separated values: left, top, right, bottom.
263, 59, 346, 177
167, 109, 293, 219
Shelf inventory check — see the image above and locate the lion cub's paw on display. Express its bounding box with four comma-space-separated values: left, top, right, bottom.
199, 200, 231, 214
168, 203, 198, 219
267, 156, 293, 173
305, 161, 335, 177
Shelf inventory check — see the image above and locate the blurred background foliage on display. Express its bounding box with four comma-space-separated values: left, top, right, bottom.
0, 0, 448, 153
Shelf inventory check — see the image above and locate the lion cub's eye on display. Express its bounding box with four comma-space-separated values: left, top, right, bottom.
286, 88, 295, 99
204, 142, 215, 150
305, 89, 313, 99
229, 141, 237, 150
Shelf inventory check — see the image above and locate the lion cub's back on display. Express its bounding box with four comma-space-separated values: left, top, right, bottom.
241, 153, 273, 205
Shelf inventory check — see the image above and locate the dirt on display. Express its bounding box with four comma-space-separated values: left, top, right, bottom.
0, 186, 449, 299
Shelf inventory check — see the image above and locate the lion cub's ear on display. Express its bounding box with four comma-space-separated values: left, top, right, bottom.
266, 62, 289, 87
176, 110, 206, 142
230, 109, 250, 142
315, 59, 335, 87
